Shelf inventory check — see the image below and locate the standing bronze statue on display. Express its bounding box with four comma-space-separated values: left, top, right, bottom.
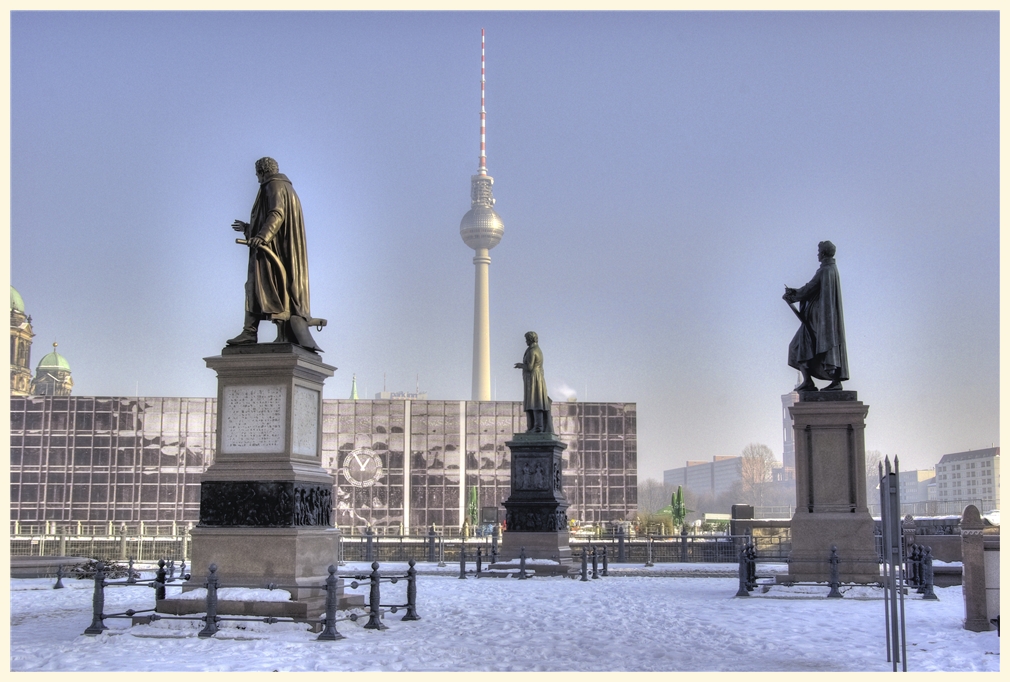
227, 157, 325, 351
515, 331, 554, 433
783, 240, 849, 391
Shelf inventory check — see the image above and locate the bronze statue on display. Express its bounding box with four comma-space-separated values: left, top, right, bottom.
514, 331, 554, 433
783, 240, 849, 391
227, 157, 325, 351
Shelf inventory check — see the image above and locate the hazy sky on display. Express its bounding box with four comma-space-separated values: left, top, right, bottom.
9, 11, 999, 481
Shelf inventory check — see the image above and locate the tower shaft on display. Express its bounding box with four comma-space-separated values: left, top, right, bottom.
471, 249, 491, 400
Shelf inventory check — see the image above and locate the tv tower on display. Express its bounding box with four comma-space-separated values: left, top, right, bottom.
460, 28, 504, 401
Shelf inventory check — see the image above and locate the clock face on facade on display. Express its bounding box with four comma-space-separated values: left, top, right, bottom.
342, 448, 383, 487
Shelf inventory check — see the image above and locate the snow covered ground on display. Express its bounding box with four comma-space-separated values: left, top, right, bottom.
9, 562, 999, 672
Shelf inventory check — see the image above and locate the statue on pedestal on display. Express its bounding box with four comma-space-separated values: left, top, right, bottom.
227, 157, 326, 352
514, 331, 553, 433
783, 240, 849, 392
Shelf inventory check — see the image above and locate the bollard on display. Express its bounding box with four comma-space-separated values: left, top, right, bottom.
402, 559, 421, 621
427, 526, 437, 563
491, 528, 499, 564
83, 561, 109, 635
459, 545, 467, 579
317, 565, 345, 640
53, 563, 65, 590
591, 546, 599, 579
921, 546, 938, 601
735, 546, 751, 597
476, 546, 482, 577
645, 535, 654, 567
155, 559, 167, 601
617, 524, 626, 563
127, 558, 137, 584
746, 544, 757, 588
167, 559, 176, 580
365, 526, 375, 563
580, 547, 589, 582
681, 526, 689, 562
198, 564, 220, 638
518, 546, 528, 580
602, 547, 609, 577
827, 546, 842, 598
363, 561, 387, 630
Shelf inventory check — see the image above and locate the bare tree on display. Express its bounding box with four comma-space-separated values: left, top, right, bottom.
740, 443, 778, 506
636, 478, 677, 515
865, 449, 883, 503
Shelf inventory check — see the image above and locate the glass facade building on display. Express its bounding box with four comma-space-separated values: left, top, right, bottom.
11, 396, 637, 530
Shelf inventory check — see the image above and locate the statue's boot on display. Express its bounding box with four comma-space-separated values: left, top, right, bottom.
822, 381, 843, 391
226, 314, 258, 345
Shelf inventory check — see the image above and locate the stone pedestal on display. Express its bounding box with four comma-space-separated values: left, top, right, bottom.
959, 505, 993, 632
498, 433, 573, 565
780, 391, 880, 584
162, 343, 362, 618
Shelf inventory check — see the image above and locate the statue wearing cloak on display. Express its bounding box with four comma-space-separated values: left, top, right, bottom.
783, 240, 849, 391
227, 157, 323, 351
515, 331, 553, 433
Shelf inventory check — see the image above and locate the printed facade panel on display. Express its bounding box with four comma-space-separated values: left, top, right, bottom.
10, 397, 637, 530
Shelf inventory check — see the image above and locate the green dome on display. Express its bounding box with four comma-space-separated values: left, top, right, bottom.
10, 286, 25, 313
36, 344, 71, 372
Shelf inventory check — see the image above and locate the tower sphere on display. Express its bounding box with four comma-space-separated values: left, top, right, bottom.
460, 205, 504, 250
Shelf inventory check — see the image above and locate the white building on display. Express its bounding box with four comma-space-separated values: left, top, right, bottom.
934, 447, 999, 511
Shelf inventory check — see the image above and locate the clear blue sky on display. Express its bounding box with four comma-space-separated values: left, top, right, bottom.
9, 11, 999, 481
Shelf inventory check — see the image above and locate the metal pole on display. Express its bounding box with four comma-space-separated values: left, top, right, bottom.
602, 547, 609, 577
591, 546, 599, 579
317, 565, 344, 640
155, 559, 167, 601
198, 564, 220, 638
580, 547, 589, 581
363, 561, 387, 630
83, 561, 108, 635
922, 546, 938, 600
735, 545, 751, 597
402, 559, 421, 621
53, 563, 65, 590
518, 546, 528, 580
645, 536, 654, 567
459, 544, 467, 579
827, 546, 842, 598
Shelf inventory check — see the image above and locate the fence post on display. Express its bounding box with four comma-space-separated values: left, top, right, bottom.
127, 558, 137, 584
476, 546, 482, 577
155, 559, 167, 601
198, 564, 220, 638
645, 536, 654, 567
83, 561, 108, 635
680, 526, 688, 562
921, 546, 938, 601
402, 559, 421, 621
365, 526, 375, 562
617, 524, 626, 563
602, 547, 609, 577
518, 546, 528, 580
827, 545, 842, 598
317, 564, 344, 641
591, 546, 599, 579
735, 545, 751, 597
580, 547, 589, 582
53, 563, 65, 590
458, 545, 467, 579
491, 526, 499, 564
363, 561, 387, 630
59, 532, 67, 557
427, 526, 437, 563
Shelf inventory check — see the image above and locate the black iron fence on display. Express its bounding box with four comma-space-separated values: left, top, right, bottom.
78, 558, 420, 641
12, 527, 790, 564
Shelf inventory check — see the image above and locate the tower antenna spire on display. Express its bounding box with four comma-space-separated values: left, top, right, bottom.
479, 28, 487, 175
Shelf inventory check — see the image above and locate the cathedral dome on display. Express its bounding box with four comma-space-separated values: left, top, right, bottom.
11, 286, 25, 313
36, 344, 71, 373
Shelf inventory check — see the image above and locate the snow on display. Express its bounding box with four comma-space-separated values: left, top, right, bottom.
10, 562, 1000, 672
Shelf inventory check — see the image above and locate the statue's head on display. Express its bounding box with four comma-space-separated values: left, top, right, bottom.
255, 157, 279, 181
524, 331, 538, 346
818, 240, 836, 260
